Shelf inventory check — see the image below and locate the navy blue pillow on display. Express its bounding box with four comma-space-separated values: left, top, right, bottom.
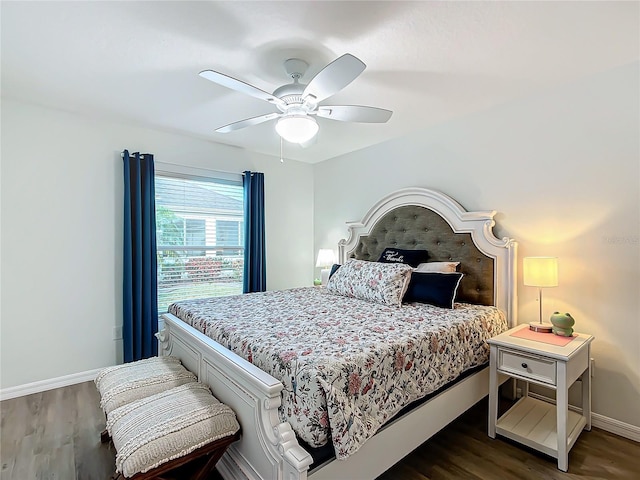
329, 263, 341, 279
403, 272, 464, 308
377, 248, 429, 268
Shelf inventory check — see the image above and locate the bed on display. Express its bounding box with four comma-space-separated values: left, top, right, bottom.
158, 187, 518, 480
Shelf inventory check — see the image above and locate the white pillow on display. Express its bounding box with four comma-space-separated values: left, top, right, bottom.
414, 261, 460, 273
326, 258, 413, 307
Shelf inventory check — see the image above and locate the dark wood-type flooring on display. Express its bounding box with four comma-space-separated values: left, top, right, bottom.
1, 381, 638, 479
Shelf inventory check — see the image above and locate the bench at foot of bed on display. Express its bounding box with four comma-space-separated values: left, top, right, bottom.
110, 431, 240, 480
106, 382, 240, 480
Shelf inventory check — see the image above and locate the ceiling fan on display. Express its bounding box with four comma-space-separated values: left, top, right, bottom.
199, 53, 393, 145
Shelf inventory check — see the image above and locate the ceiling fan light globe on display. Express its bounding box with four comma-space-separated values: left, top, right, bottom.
276, 115, 319, 144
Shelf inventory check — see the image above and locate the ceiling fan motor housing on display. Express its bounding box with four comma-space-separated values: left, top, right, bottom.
273, 58, 312, 108
272, 84, 305, 105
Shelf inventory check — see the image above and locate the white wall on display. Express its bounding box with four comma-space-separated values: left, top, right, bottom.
0, 98, 314, 389
313, 62, 640, 428
2, 60, 638, 431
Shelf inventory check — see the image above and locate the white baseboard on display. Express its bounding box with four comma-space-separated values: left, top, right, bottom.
591, 412, 640, 443
528, 392, 640, 443
0, 368, 103, 401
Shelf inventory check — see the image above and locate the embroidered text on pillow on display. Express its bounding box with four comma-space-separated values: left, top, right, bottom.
377, 248, 429, 268
381, 251, 404, 263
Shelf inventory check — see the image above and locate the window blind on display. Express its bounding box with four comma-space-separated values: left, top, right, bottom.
155, 172, 244, 312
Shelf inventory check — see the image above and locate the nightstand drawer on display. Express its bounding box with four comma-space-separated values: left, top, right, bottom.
498, 349, 556, 385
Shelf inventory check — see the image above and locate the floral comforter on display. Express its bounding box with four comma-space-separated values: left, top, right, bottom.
168, 287, 507, 459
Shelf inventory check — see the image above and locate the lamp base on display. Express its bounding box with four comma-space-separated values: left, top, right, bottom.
529, 322, 553, 333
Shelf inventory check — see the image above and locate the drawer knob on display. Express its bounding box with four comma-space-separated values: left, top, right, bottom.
521, 362, 528, 369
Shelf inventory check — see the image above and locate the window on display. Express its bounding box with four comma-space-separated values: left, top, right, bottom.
215, 219, 243, 256
185, 219, 206, 256
155, 169, 244, 312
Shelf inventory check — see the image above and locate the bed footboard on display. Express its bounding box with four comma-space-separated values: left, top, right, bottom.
157, 313, 313, 480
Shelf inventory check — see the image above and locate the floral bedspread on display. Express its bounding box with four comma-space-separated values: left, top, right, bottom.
168, 287, 507, 459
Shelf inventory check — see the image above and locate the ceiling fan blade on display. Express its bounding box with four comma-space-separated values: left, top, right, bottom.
199, 70, 286, 108
317, 105, 393, 123
216, 113, 281, 133
302, 54, 366, 103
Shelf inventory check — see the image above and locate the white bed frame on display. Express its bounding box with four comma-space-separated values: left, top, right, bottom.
158, 187, 517, 480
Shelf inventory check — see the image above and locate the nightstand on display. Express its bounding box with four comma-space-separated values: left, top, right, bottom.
488, 324, 594, 472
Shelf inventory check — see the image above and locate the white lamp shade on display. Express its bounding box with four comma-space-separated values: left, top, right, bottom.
523, 257, 558, 287
315, 249, 336, 268
276, 115, 319, 144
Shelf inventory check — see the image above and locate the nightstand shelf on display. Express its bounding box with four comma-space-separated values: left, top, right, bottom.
496, 396, 586, 458
488, 324, 594, 472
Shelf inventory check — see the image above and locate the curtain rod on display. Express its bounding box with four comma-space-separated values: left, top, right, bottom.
121, 152, 146, 158
124, 156, 254, 177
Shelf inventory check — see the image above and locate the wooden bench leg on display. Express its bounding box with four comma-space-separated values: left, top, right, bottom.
121, 431, 240, 480
101, 428, 112, 444
100, 408, 111, 444
193, 447, 230, 480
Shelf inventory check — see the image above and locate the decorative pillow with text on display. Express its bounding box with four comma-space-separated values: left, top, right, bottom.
377, 248, 429, 267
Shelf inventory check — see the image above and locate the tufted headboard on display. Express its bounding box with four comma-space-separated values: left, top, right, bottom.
338, 188, 518, 325
349, 205, 494, 305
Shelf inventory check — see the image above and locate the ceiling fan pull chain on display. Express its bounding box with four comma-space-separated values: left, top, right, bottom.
280, 136, 284, 163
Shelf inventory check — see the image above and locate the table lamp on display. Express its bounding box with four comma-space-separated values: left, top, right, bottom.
523, 256, 558, 332
316, 249, 336, 286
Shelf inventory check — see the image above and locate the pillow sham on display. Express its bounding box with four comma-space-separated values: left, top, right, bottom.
326, 258, 413, 307
377, 248, 429, 267
403, 272, 464, 309
414, 261, 460, 273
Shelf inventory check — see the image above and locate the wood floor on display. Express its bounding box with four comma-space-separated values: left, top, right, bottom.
0, 382, 115, 480
1, 382, 638, 479
376, 399, 640, 480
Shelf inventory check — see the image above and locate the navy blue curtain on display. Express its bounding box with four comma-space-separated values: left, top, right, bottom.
123, 150, 158, 362
243, 171, 266, 293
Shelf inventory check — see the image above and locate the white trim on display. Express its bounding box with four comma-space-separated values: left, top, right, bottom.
155, 161, 242, 184
591, 413, 640, 443
0, 368, 103, 401
528, 392, 640, 443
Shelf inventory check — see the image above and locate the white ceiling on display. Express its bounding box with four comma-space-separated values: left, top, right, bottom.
1, 1, 638, 164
